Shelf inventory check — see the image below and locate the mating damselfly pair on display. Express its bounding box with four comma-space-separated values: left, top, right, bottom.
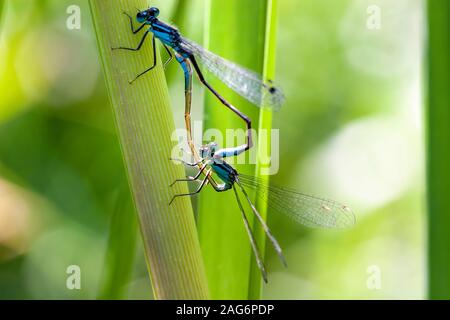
113, 6, 355, 282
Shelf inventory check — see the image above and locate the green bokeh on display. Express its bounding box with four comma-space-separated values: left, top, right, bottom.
0, 0, 426, 299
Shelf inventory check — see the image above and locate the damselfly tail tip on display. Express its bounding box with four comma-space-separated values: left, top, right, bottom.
273, 243, 288, 268
254, 253, 268, 283
262, 270, 268, 284
280, 255, 288, 268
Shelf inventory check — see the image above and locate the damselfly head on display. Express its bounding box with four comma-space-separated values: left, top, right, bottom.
199, 142, 217, 158
136, 7, 159, 23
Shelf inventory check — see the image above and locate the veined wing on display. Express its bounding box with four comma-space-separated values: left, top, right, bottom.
237, 174, 355, 229
180, 37, 285, 111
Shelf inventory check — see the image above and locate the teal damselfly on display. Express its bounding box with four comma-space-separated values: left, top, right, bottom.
112, 7, 285, 159
171, 142, 355, 283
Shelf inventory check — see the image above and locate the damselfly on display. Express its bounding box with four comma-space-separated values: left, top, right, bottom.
112, 7, 285, 162
170, 142, 355, 283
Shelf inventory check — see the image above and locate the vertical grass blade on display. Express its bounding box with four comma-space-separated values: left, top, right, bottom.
98, 188, 137, 299
248, 0, 280, 299
170, 0, 188, 33
0, 0, 4, 27
89, 0, 209, 299
427, 0, 450, 300
165, 0, 189, 84
197, 0, 278, 299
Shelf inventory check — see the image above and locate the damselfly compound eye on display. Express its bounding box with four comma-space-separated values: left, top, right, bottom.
136, 11, 147, 23
149, 7, 160, 17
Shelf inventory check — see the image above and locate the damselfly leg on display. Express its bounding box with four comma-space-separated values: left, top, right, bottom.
169, 163, 208, 187
111, 31, 158, 84
111, 29, 151, 52
170, 157, 204, 167
163, 44, 173, 69
112, 13, 173, 82
169, 169, 211, 205
122, 11, 147, 34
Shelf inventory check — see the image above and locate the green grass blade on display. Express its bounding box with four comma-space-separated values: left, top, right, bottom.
248, 0, 280, 299
164, 0, 188, 84
170, 0, 188, 33
427, 0, 450, 300
89, 0, 209, 299
197, 0, 278, 299
98, 187, 138, 299
0, 0, 4, 26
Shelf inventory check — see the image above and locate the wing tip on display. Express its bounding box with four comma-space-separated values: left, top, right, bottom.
335, 205, 356, 228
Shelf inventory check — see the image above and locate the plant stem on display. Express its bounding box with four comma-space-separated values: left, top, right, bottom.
197, 0, 278, 299
89, 0, 209, 299
427, 0, 450, 300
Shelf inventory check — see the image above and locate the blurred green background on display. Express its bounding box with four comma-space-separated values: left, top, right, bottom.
0, 0, 425, 299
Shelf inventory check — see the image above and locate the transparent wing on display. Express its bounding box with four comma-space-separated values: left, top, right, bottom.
180, 37, 285, 111
237, 174, 355, 229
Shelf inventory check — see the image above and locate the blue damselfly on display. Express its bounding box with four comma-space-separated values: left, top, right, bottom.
171, 142, 355, 283
112, 7, 285, 159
